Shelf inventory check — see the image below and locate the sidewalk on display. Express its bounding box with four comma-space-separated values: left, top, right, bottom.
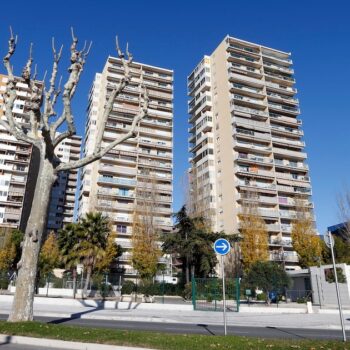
1, 295, 350, 330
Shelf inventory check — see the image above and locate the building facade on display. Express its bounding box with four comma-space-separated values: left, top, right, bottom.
46, 135, 82, 232
79, 57, 173, 276
188, 36, 315, 270
0, 74, 33, 231
0, 74, 81, 234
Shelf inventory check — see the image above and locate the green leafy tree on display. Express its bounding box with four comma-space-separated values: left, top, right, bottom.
78, 212, 111, 296
291, 202, 323, 268
132, 179, 162, 281
245, 261, 290, 303
95, 232, 122, 272
0, 229, 23, 272
38, 232, 60, 278
163, 206, 222, 284
58, 222, 81, 295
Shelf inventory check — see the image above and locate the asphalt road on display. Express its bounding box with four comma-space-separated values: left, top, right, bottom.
0, 314, 348, 341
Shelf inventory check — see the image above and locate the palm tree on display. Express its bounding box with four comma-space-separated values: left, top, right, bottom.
79, 212, 111, 297
58, 222, 81, 297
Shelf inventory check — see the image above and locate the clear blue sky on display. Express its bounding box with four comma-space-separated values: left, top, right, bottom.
1, 0, 349, 234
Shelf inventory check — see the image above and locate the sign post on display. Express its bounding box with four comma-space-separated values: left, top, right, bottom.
213, 238, 231, 336
325, 231, 346, 342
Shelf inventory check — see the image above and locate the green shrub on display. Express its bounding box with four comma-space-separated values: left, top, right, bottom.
121, 280, 135, 295
256, 292, 266, 301
182, 282, 192, 300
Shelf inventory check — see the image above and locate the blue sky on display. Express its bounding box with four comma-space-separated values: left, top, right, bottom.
0, 0, 349, 234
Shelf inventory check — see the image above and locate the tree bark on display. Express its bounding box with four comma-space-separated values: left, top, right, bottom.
83, 265, 92, 298
8, 156, 56, 322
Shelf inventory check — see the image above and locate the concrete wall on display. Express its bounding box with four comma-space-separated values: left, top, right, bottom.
310, 264, 350, 307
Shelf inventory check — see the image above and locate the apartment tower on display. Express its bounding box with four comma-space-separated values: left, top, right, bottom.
188, 36, 314, 270
0, 74, 81, 233
0, 74, 34, 231
46, 135, 82, 232
79, 57, 173, 276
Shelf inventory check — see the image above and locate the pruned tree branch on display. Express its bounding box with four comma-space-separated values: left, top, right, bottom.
55, 86, 149, 172
2, 28, 38, 145
43, 38, 63, 130
51, 29, 92, 143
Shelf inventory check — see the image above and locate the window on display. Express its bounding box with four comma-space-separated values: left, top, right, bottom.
117, 225, 127, 233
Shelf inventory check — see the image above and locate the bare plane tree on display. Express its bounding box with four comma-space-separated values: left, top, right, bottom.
1, 28, 148, 322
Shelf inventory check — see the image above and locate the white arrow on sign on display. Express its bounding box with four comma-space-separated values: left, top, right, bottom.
216, 243, 228, 250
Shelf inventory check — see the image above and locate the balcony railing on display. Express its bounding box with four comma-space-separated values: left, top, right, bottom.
268, 103, 300, 114
269, 238, 293, 247
233, 104, 268, 117
270, 252, 298, 263
98, 177, 136, 186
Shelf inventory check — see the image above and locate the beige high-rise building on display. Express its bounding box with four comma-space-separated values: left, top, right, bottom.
79, 57, 173, 276
0, 74, 81, 234
188, 36, 314, 270
47, 135, 82, 232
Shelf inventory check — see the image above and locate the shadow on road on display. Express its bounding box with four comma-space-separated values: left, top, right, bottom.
197, 324, 216, 335
266, 326, 306, 339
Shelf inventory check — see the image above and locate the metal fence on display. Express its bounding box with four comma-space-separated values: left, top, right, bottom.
285, 289, 313, 303
192, 277, 240, 312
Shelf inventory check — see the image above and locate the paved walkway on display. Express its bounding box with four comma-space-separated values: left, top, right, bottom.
1, 296, 350, 330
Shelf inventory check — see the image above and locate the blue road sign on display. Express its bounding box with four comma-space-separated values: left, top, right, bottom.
214, 238, 231, 255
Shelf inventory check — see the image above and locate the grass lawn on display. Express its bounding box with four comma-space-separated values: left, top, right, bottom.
0, 321, 348, 350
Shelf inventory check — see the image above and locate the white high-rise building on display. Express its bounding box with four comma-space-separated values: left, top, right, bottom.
0, 74, 81, 234
188, 36, 314, 270
79, 57, 173, 276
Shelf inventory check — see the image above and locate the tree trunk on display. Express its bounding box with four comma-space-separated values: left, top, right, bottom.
8, 157, 56, 322
185, 258, 190, 284
72, 269, 77, 299
83, 265, 92, 298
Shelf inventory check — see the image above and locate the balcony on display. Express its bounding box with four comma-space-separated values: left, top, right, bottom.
228, 72, 264, 87
274, 159, 308, 171
270, 124, 303, 136
273, 147, 307, 159
272, 137, 305, 148
229, 52, 261, 67
235, 167, 274, 178
269, 238, 293, 247
96, 199, 134, 211
235, 141, 271, 154
266, 224, 281, 232
263, 61, 294, 74
99, 164, 137, 176
236, 153, 273, 165
270, 251, 298, 263
231, 83, 264, 98
232, 94, 265, 109
233, 116, 270, 132
262, 50, 292, 64
98, 177, 137, 186
236, 127, 271, 141
269, 113, 301, 126
277, 184, 312, 195
265, 81, 297, 94
233, 105, 269, 118
264, 70, 295, 85
275, 172, 310, 182
281, 224, 292, 233
268, 103, 300, 115
236, 180, 276, 192
267, 92, 299, 105
238, 207, 279, 218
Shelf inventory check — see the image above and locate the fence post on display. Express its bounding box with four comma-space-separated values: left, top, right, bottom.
236, 277, 240, 312
192, 278, 196, 310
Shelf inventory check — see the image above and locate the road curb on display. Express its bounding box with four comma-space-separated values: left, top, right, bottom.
0, 334, 155, 350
